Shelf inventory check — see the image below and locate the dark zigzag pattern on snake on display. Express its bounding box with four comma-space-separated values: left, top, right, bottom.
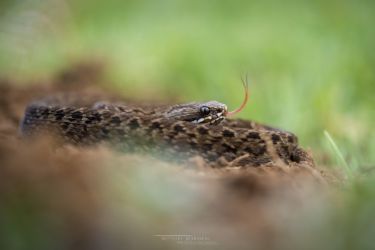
20, 97, 313, 168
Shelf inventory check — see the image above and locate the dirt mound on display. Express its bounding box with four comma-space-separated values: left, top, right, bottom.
0, 63, 329, 249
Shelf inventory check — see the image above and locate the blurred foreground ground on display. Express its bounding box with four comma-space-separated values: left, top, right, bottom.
0, 64, 333, 250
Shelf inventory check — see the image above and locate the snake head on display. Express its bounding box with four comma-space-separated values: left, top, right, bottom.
165, 101, 228, 124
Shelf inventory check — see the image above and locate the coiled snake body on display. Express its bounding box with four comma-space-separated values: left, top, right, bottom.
20, 96, 313, 168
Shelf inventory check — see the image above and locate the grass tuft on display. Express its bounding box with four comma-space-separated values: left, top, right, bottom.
324, 130, 353, 178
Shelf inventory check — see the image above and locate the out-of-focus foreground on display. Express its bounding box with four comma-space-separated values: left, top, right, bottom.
0, 1, 374, 249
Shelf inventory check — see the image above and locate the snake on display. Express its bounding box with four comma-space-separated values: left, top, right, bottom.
19, 90, 314, 168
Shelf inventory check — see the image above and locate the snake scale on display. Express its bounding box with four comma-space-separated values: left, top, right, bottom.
20, 94, 314, 168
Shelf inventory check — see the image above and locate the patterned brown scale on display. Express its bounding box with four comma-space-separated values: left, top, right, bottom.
20, 96, 314, 168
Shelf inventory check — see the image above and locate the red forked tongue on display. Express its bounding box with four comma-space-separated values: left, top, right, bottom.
227, 75, 249, 116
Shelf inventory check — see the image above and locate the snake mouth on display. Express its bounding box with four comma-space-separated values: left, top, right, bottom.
193, 111, 226, 124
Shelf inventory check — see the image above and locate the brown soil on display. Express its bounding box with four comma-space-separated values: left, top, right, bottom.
0, 62, 333, 250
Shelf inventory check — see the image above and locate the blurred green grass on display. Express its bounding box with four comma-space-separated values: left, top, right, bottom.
0, 0, 374, 166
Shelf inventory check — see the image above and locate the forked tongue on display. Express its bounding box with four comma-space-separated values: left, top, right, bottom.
227, 75, 249, 116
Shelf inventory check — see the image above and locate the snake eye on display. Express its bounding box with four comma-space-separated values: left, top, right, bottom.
199, 106, 210, 116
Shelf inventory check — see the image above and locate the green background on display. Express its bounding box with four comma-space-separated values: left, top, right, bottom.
1, 0, 373, 168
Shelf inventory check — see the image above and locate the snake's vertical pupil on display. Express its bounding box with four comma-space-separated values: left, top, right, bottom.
200, 106, 210, 116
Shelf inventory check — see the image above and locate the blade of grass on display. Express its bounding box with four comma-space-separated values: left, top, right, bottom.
324, 130, 352, 178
